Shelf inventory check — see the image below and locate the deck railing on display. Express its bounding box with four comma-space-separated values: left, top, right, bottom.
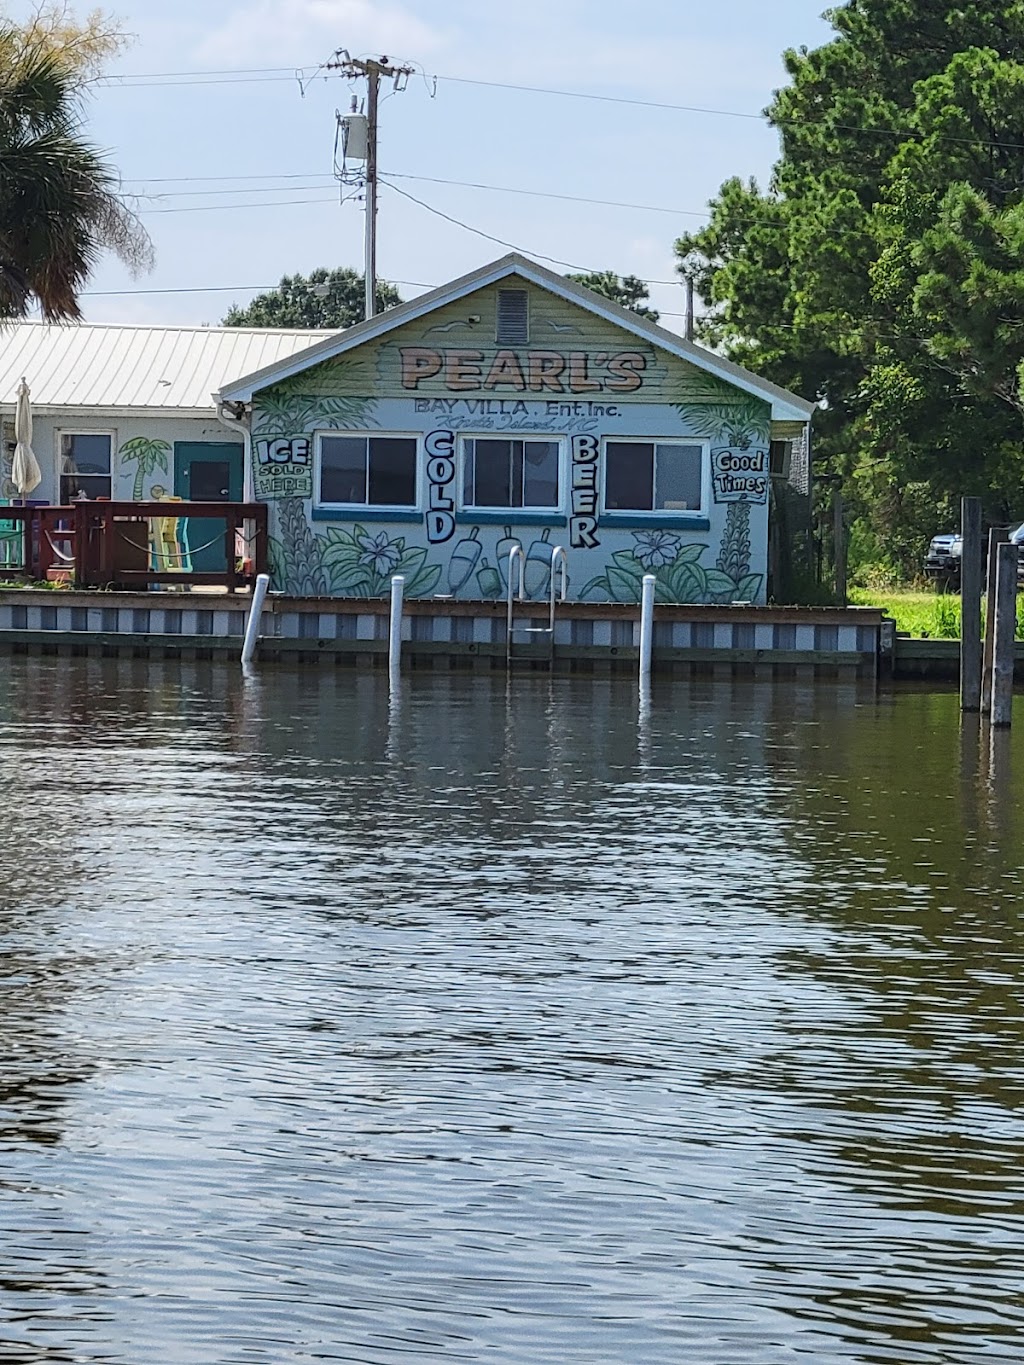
0, 501, 269, 592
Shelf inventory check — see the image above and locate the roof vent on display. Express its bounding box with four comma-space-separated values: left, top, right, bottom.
496, 288, 529, 345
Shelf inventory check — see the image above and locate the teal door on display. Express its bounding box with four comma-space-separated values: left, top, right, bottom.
173, 442, 244, 572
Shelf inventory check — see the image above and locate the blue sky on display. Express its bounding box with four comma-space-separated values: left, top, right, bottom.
21, 0, 835, 331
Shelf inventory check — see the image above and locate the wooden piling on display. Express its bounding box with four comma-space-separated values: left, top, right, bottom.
959, 497, 983, 711
833, 487, 847, 607
981, 526, 1009, 714
990, 540, 1017, 727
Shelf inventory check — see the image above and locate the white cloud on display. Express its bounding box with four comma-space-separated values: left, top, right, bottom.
192, 0, 783, 108
195, 0, 448, 68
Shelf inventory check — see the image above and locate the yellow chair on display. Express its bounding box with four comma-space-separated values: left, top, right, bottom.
147, 492, 192, 586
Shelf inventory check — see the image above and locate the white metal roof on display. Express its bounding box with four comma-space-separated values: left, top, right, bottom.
219, 253, 817, 424
0, 320, 337, 416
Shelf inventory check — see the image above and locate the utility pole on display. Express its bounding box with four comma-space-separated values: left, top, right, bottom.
328, 52, 414, 321
683, 276, 695, 342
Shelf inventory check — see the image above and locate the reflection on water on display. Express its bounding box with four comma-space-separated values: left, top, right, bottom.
1, 661, 1023, 1364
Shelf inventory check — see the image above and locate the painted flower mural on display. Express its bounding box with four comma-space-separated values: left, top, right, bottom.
270, 509, 442, 598
357, 530, 403, 577
581, 530, 762, 605
322, 525, 440, 597
632, 529, 681, 571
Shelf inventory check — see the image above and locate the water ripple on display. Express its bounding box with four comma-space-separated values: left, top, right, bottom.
0, 662, 1022, 1363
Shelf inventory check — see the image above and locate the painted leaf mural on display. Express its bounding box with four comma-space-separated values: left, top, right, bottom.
321, 524, 441, 598
254, 391, 379, 438
274, 354, 376, 398
581, 529, 761, 604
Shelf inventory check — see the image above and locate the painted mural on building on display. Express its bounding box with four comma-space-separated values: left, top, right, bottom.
252, 279, 779, 605
118, 437, 171, 500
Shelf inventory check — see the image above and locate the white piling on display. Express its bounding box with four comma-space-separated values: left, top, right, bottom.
240, 572, 270, 665
389, 574, 405, 685
639, 573, 656, 684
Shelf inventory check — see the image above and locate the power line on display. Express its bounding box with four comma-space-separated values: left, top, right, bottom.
439, 74, 764, 123
80, 279, 436, 297
124, 171, 331, 185
102, 64, 300, 79
125, 172, 688, 214
380, 178, 741, 285
385, 172, 869, 242
79, 278, 940, 346
385, 171, 685, 216
120, 168, 880, 245
139, 195, 340, 215
381, 178, 608, 273
123, 170, 702, 216
132, 182, 334, 200
94, 62, 1024, 154
125, 171, 703, 218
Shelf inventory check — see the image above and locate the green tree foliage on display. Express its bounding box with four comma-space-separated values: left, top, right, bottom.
676, 1, 1024, 575
223, 267, 402, 330
566, 270, 659, 321
0, 12, 150, 321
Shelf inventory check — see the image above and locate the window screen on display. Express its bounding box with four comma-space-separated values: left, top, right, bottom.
463, 438, 559, 508
605, 441, 703, 512
319, 435, 416, 506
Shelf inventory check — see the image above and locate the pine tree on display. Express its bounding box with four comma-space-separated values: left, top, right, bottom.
676, 1, 1024, 570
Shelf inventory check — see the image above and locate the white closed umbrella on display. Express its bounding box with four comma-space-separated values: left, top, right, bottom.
12, 377, 41, 502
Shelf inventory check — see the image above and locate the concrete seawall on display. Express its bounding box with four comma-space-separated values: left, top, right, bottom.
0, 590, 887, 676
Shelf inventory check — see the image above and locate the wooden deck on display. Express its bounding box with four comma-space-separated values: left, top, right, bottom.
0, 501, 268, 591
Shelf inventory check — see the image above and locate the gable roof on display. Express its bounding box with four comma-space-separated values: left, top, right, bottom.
217, 253, 816, 423
0, 320, 337, 416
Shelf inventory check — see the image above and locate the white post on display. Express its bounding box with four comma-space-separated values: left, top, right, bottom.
389, 574, 405, 684
240, 572, 270, 665
639, 573, 656, 684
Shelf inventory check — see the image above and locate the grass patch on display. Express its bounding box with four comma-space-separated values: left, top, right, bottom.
851, 586, 1024, 639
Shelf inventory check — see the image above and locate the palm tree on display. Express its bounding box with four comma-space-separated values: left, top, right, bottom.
0, 27, 151, 321
119, 437, 170, 501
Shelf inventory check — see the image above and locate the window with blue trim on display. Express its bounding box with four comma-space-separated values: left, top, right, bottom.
604, 440, 705, 514
462, 437, 560, 511
318, 434, 417, 509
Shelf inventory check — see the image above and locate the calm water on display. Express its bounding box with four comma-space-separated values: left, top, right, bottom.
2, 661, 1024, 1364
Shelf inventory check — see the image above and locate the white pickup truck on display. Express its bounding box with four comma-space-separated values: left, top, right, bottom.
924, 532, 962, 583
925, 525, 1024, 584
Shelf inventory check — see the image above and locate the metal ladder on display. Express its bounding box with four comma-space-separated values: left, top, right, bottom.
506, 544, 568, 668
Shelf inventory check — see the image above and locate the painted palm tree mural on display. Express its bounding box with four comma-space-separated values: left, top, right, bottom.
119, 436, 171, 500
254, 390, 377, 439
682, 381, 768, 602
273, 496, 328, 596
674, 378, 771, 450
